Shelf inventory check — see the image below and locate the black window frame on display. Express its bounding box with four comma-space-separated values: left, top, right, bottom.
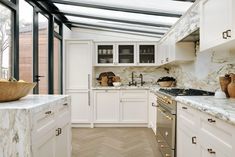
1, 0, 65, 94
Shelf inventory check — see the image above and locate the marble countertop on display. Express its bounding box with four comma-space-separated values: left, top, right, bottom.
176, 96, 235, 125
0, 95, 70, 110
92, 85, 156, 90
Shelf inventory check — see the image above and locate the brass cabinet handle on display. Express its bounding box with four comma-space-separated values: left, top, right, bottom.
207, 149, 216, 154
208, 118, 216, 123
56, 129, 60, 136
165, 57, 169, 62
165, 153, 171, 157
192, 136, 197, 144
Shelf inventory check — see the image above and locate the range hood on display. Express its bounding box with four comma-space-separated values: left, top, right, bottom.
179, 29, 199, 42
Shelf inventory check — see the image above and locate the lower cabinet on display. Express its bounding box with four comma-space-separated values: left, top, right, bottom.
32, 101, 71, 157
93, 89, 148, 124
177, 103, 235, 157
94, 90, 119, 123
148, 91, 157, 134
120, 98, 147, 123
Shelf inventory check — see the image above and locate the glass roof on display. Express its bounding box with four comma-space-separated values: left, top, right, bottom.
52, 0, 194, 38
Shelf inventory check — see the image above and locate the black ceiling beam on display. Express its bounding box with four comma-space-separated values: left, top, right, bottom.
56, 11, 172, 28
71, 25, 162, 38
48, 0, 182, 18
26, 0, 71, 29
67, 22, 165, 35
0, 0, 17, 10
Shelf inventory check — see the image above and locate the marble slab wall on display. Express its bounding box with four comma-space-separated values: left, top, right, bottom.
94, 50, 235, 92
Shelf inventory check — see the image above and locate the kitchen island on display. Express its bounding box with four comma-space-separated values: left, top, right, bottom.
0, 95, 71, 157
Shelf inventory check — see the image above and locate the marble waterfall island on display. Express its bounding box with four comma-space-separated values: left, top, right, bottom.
0, 95, 71, 157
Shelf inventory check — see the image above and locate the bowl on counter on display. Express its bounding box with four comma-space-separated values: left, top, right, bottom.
0, 81, 36, 102
113, 82, 121, 87
158, 81, 174, 87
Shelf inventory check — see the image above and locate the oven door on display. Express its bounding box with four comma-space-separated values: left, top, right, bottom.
157, 105, 175, 150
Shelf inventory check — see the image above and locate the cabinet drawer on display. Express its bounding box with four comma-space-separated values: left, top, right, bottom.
56, 102, 70, 115
199, 114, 234, 154
121, 90, 147, 99
32, 106, 56, 137
177, 103, 199, 128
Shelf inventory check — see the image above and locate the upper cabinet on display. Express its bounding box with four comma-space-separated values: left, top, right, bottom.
94, 42, 158, 66
200, 0, 235, 51
157, 31, 195, 65
95, 43, 115, 66
137, 43, 157, 66
117, 43, 135, 65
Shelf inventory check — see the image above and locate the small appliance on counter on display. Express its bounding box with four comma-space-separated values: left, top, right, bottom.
157, 76, 176, 87
97, 72, 121, 86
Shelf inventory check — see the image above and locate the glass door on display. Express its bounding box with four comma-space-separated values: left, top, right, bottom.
96, 44, 114, 65
138, 44, 155, 65
118, 44, 135, 65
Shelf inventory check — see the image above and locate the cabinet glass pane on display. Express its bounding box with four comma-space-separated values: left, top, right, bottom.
139, 45, 155, 63
118, 45, 134, 64
97, 45, 114, 64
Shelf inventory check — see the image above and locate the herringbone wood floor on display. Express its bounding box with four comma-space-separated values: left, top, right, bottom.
72, 128, 162, 157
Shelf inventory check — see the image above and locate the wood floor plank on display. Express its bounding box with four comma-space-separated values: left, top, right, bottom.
72, 128, 162, 157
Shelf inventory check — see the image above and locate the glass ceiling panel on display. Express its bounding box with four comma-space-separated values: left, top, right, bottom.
66, 16, 169, 34
56, 0, 193, 14
72, 24, 162, 39
55, 3, 179, 26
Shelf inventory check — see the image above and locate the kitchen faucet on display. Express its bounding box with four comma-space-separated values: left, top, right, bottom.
139, 74, 145, 86
129, 72, 137, 86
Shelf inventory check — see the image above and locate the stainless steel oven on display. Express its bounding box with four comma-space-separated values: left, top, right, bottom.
156, 93, 176, 157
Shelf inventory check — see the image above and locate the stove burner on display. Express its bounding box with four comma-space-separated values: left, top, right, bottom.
159, 88, 214, 96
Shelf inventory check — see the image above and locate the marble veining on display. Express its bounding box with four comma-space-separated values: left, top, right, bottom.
176, 96, 235, 125
0, 95, 70, 157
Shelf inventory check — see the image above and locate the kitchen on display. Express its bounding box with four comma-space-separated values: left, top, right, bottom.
0, 0, 235, 157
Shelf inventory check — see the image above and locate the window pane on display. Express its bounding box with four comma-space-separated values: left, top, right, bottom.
0, 4, 12, 79
38, 13, 48, 94
53, 37, 61, 94
19, 0, 33, 82
54, 22, 60, 34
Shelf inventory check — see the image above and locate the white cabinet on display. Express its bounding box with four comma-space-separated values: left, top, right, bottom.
95, 43, 116, 66
177, 103, 235, 157
148, 91, 157, 134
120, 98, 147, 123
116, 42, 136, 66
136, 43, 157, 66
32, 99, 71, 157
65, 40, 92, 125
93, 89, 148, 125
94, 90, 120, 123
157, 31, 195, 65
200, 0, 235, 51
120, 90, 148, 123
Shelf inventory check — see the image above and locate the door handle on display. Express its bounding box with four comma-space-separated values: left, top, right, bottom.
34, 75, 45, 82
208, 118, 216, 123
88, 91, 91, 106
88, 74, 90, 89
56, 129, 60, 136
182, 106, 188, 110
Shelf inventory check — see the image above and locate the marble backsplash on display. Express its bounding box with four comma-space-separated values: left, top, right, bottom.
94, 50, 235, 92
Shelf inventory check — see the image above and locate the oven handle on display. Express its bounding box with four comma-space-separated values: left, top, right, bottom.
157, 106, 174, 120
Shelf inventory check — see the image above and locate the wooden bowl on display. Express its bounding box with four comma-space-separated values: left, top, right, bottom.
158, 81, 174, 87
0, 82, 36, 102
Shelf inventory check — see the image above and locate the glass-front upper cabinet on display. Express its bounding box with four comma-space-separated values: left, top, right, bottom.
137, 43, 156, 65
117, 43, 135, 65
96, 43, 115, 65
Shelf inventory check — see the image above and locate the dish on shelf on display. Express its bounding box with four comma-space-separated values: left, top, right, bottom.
99, 58, 107, 63
107, 58, 113, 63
121, 49, 131, 54
120, 58, 130, 63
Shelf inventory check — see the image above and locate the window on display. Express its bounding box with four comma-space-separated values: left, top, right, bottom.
0, 4, 12, 79
19, 0, 33, 82
53, 37, 61, 94
38, 13, 49, 94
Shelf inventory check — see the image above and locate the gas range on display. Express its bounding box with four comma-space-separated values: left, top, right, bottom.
155, 88, 214, 157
